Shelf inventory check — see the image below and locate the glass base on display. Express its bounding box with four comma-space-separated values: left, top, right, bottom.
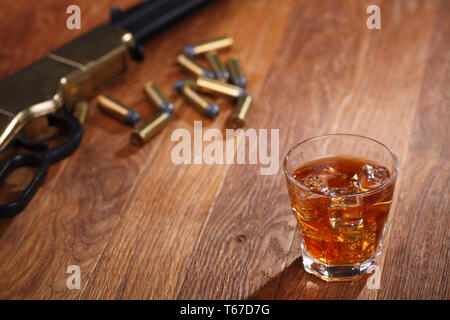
301, 247, 377, 282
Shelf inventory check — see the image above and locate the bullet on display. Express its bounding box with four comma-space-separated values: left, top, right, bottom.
174, 80, 219, 119
97, 95, 140, 126
174, 78, 197, 90
73, 100, 90, 126
177, 54, 215, 78
205, 51, 229, 82
130, 112, 172, 147
143, 81, 174, 114
183, 35, 233, 58
227, 94, 253, 129
195, 76, 245, 99
226, 57, 247, 88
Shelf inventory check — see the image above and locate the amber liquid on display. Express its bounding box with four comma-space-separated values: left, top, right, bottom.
287, 156, 395, 265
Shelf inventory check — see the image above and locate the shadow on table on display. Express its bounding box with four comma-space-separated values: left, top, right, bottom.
247, 257, 371, 300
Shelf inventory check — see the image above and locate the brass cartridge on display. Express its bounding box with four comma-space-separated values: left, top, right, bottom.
226, 57, 247, 88
177, 54, 215, 78
174, 80, 219, 119
205, 51, 229, 82
130, 112, 171, 147
97, 95, 140, 126
195, 76, 245, 99
227, 94, 253, 129
143, 81, 174, 114
73, 100, 90, 126
183, 35, 233, 58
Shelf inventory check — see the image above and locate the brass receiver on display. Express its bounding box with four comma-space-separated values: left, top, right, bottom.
0, 24, 135, 152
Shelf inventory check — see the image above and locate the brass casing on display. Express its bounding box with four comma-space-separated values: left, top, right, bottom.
97, 95, 140, 126
226, 57, 247, 88
183, 85, 210, 110
0, 24, 135, 152
130, 112, 171, 147
143, 81, 174, 114
98, 95, 128, 119
205, 51, 229, 81
176, 80, 219, 119
177, 54, 214, 78
183, 36, 233, 58
73, 100, 90, 126
196, 76, 245, 98
227, 94, 253, 128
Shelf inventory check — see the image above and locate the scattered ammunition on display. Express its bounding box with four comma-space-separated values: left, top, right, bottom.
130, 112, 172, 147
183, 35, 233, 58
177, 54, 215, 78
227, 94, 253, 129
226, 57, 247, 88
73, 100, 90, 126
175, 78, 197, 90
205, 51, 229, 81
97, 95, 140, 126
196, 76, 245, 99
174, 80, 219, 119
143, 81, 174, 114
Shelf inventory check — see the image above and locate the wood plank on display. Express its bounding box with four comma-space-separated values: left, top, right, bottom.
378, 0, 449, 299
80, 0, 297, 300
0, 0, 447, 300
0, 0, 173, 299
178, 0, 441, 299
0, 0, 137, 298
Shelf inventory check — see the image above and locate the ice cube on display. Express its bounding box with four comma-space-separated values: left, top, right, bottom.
329, 182, 361, 196
350, 173, 370, 192
358, 164, 389, 189
321, 165, 336, 174
300, 175, 329, 193
329, 192, 360, 207
329, 189, 362, 229
329, 205, 363, 229
319, 165, 348, 186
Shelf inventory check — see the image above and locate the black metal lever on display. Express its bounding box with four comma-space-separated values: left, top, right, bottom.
110, 0, 217, 61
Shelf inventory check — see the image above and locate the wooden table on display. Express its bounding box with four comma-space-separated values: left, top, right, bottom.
0, 0, 448, 300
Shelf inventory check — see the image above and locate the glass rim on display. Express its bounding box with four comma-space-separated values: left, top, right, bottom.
283, 133, 399, 197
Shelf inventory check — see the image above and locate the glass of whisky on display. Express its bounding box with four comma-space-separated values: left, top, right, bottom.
284, 134, 398, 281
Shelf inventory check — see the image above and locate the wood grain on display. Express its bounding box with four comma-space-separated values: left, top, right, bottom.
0, 0, 448, 300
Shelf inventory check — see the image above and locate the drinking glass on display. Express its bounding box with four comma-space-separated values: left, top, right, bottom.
283, 134, 398, 281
